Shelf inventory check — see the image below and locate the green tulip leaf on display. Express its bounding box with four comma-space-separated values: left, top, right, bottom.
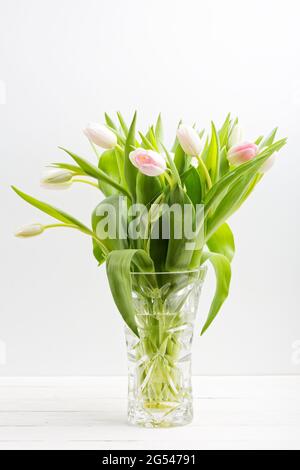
104, 112, 117, 130
124, 112, 138, 199
204, 122, 220, 183
219, 146, 229, 178
98, 149, 121, 197
106, 249, 155, 335
59, 147, 131, 199
174, 142, 188, 175
12, 186, 91, 233
255, 135, 264, 145
147, 126, 159, 151
183, 166, 203, 206
146, 193, 169, 272
218, 146, 230, 178
200, 251, 231, 334
259, 127, 278, 149
92, 241, 106, 266
155, 113, 164, 150
50, 163, 86, 175
205, 138, 287, 213
206, 223, 235, 262
138, 131, 155, 150
236, 173, 262, 209
92, 195, 128, 252
205, 139, 287, 234
206, 172, 255, 238
218, 113, 231, 148
136, 172, 162, 206
117, 111, 129, 137
165, 185, 196, 271
103, 115, 126, 146
163, 144, 181, 186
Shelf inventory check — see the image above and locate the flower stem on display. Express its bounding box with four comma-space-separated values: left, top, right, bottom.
196, 155, 212, 189
89, 141, 100, 159
164, 171, 173, 187
43, 224, 109, 257
44, 223, 78, 230
72, 178, 99, 188
115, 143, 124, 153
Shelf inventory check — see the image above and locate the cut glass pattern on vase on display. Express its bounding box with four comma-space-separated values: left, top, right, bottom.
126, 268, 206, 427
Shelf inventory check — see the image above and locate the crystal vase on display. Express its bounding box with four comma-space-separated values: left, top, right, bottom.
125, 268, 206, 428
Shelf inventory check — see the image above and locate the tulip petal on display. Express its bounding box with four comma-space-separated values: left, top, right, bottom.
129, 148, 166, 177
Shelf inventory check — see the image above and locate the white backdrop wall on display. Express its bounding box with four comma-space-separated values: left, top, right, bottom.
0, 0, 299, 376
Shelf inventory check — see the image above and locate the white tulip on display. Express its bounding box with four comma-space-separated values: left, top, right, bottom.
259, 152, 277, 174
176, 125, 202, 156
228, 124, 244, 148
15, 224, 44, 238
41, 169, 73, 189
83, 123, 117, 149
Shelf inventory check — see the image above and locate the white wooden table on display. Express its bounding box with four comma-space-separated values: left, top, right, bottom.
0, 376, 299, 450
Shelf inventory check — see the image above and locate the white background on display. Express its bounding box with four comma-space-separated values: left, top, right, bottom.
0, 0, 299, 376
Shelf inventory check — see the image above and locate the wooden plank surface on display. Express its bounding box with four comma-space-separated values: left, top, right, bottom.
0, 376, 299, 450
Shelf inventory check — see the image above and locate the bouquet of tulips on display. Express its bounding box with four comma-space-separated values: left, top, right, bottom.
13, 112, 286, 336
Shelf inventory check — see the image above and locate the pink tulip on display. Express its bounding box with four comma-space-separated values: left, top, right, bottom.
227, 142, 259, 166
129, 148, 166, 176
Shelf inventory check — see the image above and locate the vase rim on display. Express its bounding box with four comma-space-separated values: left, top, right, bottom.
130, 266, 207, 275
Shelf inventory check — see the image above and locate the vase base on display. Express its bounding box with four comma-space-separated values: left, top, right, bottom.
128, 400, 193, 428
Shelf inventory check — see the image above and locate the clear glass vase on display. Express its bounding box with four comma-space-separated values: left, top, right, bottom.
125, 268, 206, 428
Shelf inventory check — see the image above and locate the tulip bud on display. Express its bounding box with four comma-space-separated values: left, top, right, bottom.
176, 125, 202, 156
228, 124, 244, 148
227, 142, 258, 166
259, 152, 277, 174
83, 123, 117, 149
41, 169, 73, 189
129, 148, 166, 176
15, 223, 44, 238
